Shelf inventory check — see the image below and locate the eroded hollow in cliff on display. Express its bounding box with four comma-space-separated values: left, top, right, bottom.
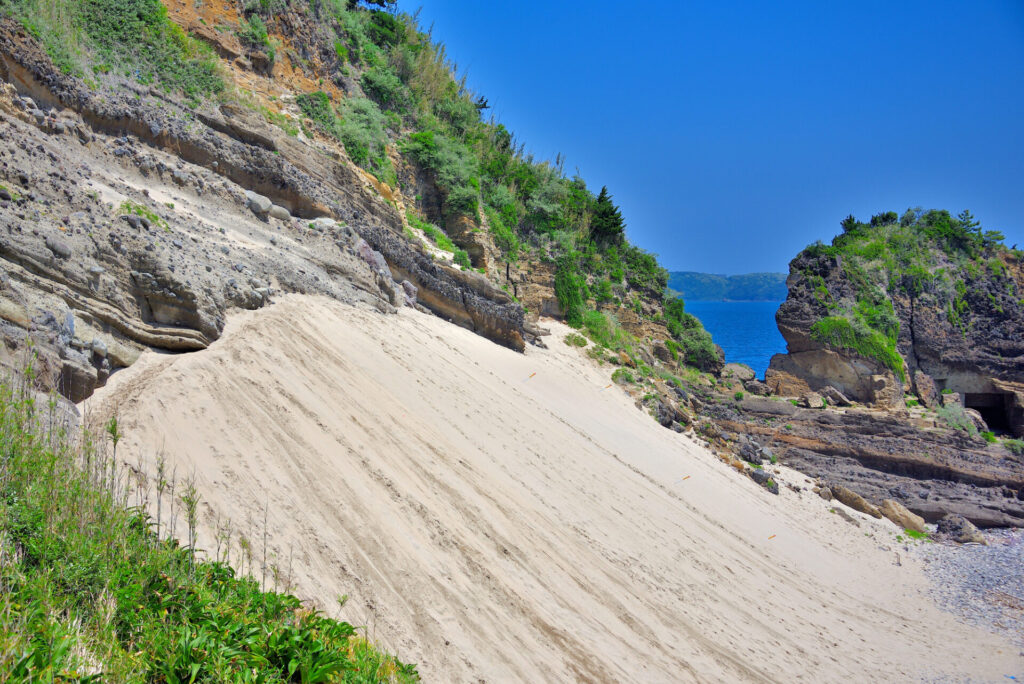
964, 392, 1013, 434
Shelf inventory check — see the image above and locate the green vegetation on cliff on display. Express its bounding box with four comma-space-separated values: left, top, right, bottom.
0, 369, 416, 681
0, 0, 223, 97
799, 208, 1019, 379
667, 272, 787, 301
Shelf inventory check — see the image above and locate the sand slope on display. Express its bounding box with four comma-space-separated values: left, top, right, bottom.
84, 296, 1018, 682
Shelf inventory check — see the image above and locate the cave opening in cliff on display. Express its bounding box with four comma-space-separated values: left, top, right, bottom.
964, 393, 1012, 434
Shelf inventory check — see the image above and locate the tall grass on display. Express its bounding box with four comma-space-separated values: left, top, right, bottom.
0, 361, 417, 682
0, 0, 223, 98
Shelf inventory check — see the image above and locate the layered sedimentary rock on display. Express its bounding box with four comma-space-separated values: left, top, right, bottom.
768, 247, 1024, 436
0, 18, 525, 400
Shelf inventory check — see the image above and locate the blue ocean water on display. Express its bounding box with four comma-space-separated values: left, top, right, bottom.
684, 301, 787, 379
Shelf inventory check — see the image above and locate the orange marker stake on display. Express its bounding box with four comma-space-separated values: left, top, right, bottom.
682, 475, 691, 481
768, 534, 777, 540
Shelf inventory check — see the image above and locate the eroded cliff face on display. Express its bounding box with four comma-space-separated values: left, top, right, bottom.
768, 247, 1024, 436
0, 17, 525, 401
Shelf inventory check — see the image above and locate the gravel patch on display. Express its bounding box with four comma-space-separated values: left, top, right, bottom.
916, 528, 1024, 655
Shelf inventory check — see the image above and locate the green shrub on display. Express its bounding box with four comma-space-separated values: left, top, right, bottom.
296, 91, 337, 132
453, 248, 471, 269
400, 130, 480, 217
981, 430, 996, 443
1004, 439, 1024, 455
810, 316, 905, 381
611, 368, 635, 385
361, 65, 410, 112
580, 310, 630, 350
662, 299, 719, 370
554, 255, 586, 327
564, 332, 588, 347
485, 205, 521, 260
337, 97, 396, 186
4, 0, 223, 97
238, 14, 275, 63
734, 391, 744, 401
0, 370, 418, 681
936, 403, 978, 436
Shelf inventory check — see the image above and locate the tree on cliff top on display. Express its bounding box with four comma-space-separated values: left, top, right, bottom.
590, 186, 625, 247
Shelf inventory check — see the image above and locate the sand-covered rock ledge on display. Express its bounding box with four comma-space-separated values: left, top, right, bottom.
83, 295, 1018, 682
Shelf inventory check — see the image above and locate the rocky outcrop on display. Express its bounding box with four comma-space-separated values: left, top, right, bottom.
702, 396, 1024, 528
879, 499, 926, 533
769, 246, 1024, 435
0, 20, 527, 402
0, 18, 526, 401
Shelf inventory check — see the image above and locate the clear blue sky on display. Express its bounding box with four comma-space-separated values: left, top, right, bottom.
396, 0, 1024, 274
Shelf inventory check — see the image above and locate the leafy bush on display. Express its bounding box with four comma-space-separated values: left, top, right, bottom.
581, 310, 630, 350
1004, 439, 1024, 455
611, 368, 635, 384
238, 14, 275, 63
554, 255, 587, 327
337, 97, 396, 186
936, 403, 978, 436
0, 371, 417, 681
734, 391, 744, 401
400, 130, 480, 217
4, 0, 223, 97
361, 65, 410, 112
296, 90, 337, 132
810, 316, 905, 381
981, 430, 996, 443
485, 205, 521, 260
662, 298, 720, 371
564, 332, 588, 347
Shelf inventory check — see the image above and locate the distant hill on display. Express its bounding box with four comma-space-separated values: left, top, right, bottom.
667, 272, 788, 301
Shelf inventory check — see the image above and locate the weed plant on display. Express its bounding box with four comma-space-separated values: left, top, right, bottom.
0, 363, 417, 682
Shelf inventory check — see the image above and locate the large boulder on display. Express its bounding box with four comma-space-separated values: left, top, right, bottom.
936, 514, 986, 544
245, 190, 272, 215
830, 484, 882, 519
722, 363, 755, 382
800, 392, 825, 409
820, 385, 852, 407
268, 204, 291, 221
879, 499, 926, 533
913, 370, 939, 409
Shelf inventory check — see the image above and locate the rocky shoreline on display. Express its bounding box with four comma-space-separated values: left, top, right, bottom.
916, 528, 1024, 651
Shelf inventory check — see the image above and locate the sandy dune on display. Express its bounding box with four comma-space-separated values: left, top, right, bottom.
84, 295, 1018, 682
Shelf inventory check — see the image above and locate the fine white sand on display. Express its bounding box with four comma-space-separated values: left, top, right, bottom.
84, 295, 1020, 682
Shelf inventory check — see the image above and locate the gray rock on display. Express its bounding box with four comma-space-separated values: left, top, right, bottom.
269, 204, 291, 221
750, 467, 779, 494
936, 514, 987, 544
831, 484, 882, 518
245, 190, 272, 215
743, 379, 771, 396
400, 279, 418, 305
740, 442, 763, 465
723, 363, 756, 382
45, 236, 72, 259
90, 339, 107, 358
964, 408, 989, 433
820, 385, 852, 407
800, 392, 825, 409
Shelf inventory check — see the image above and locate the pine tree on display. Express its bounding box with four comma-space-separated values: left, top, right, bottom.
590, 186, 625, 246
